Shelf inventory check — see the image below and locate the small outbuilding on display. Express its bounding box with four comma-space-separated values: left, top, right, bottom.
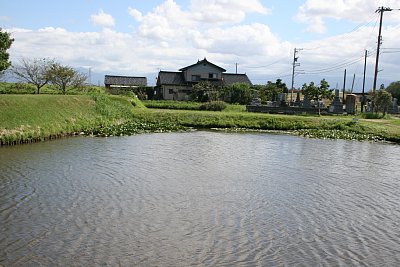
104, 75, 147, 89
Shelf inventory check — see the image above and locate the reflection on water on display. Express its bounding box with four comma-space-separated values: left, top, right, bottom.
1, 132, 400, 266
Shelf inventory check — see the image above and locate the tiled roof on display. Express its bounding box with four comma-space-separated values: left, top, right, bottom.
157, 71, 185, 85
222, 73, 253, 86
179, 58, 226, 72
104, 75, 147, 86
157, 71, 252, 87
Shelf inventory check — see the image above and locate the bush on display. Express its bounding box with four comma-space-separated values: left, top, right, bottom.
143, 100, 201, 110
199, 101, 227, 111
361, 113, 386, 119
0, 82, 35, 94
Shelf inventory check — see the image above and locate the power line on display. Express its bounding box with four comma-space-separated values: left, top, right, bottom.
302, 54, 366, 75
381, 51, 400, 54
244, 58, 290, 69
301, 13, 380, 52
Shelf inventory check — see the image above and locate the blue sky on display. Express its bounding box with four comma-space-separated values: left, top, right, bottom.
1, 0, 400, 90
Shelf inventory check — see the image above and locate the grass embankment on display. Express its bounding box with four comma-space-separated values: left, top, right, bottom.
133, 108, 400, 143
0, 94, 182, 145
1, 95, 400, 145
143, 100, 228, 111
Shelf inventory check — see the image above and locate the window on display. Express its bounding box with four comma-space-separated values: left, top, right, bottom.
209, 73, 218, 79
169, 89, 174, 94
192, 75, 201, 81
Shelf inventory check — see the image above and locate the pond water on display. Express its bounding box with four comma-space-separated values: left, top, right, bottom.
1, 131, 400, 266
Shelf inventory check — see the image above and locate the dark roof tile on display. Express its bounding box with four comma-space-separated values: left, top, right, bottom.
222, 73, 253, 86
104, 75, 147, 86
179, 58, 226, 72
157, 71, 185, 85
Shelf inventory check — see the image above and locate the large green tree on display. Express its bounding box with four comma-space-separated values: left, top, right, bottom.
373, 89, 392, 115
302, 79, 333, 102
190, 81, 217, 102
0, 28, 14, 76
12, 58, 54, 94
47, 63, 87, 94
254, 79, 288, 104
222, 83, 252, 104
386, 81, 400, 100
302, 79, 333, 115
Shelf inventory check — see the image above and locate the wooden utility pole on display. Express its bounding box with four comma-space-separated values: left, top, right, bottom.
372, 7, 392, 110
290, 48, 302, 104
361, 50, 367, 112
342, 69, 346, 103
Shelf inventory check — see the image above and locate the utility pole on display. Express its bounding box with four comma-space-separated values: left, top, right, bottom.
351, 73, 355, 93
290, 48, 302, 104
372, 7, 392, 109
88, 67, 92, 85
342, 68, 346, 103
235, 63, 238, 74
361, 50, 367, 112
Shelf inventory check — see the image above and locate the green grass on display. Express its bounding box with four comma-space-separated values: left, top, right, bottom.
143, 100, 229, 111
131, 108, 400, 142
0, 94, 136, 145
224, 104, 246, 113
1, 95, 400, 145
0, 82, 106, 95
143, 100, 202, 110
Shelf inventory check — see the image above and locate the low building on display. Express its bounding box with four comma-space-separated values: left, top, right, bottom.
104, 75, 147, 89
156, 58, 252, 100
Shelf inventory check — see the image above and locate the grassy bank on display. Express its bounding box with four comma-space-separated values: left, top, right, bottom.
131, 108, 400, 143
1, 95, 400, 145
0, 94, 129, 145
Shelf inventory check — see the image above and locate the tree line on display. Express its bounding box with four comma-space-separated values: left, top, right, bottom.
1, 28, 87, 94
11, 58, 87, 94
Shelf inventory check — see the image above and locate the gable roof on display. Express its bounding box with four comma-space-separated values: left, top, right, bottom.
156, 71, 252, 87
104, 75, 147, 86
179, 58, 226, 72
222, 73, 253, 86
157, 71, 185, 85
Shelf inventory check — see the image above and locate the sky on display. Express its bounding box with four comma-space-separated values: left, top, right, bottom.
1, 0, 400, 92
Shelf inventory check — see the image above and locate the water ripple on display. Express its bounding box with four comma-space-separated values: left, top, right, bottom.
1, 132, 400, 266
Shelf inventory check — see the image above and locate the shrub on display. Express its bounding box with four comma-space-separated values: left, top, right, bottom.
143, 100, 201, 110
199, 101, 227, 111
361, 113, 385, 119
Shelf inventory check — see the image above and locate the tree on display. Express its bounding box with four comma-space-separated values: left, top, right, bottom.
386, 81, 400, 100
275, 78, 288, 94
47, 63, 87, 94
302, 79, 333, 115
302, 79, 333, 102
373, 89, 392, 115
221, 83, 252, 104
12, 58, 54, 94
0, 28, 14, 77
256, 79, 287, 103
190, 81, 217, 102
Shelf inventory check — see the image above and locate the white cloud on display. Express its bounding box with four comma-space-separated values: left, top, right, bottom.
190, 0, 270, 24
128, 7, 143, 21
6, 0, 400, 88
0, 16, 11, 21
295, 0, 400, 33
91, 9, 115, 28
